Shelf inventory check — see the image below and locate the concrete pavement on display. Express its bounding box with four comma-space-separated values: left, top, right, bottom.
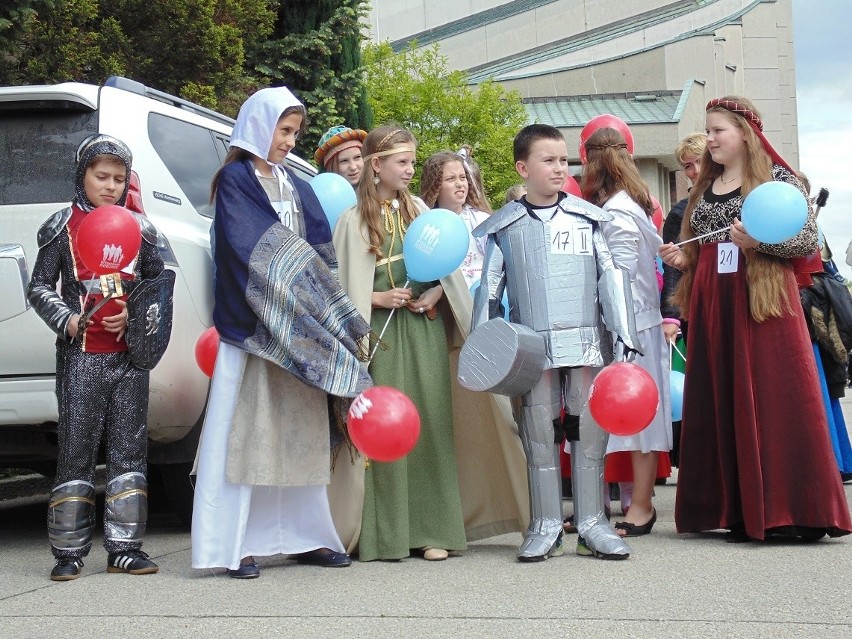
1, 411, 851, 639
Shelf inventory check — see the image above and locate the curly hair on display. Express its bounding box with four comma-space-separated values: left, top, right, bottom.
419, 151, 491, 212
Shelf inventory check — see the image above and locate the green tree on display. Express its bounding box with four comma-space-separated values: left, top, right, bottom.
0, 0, 130, 85
0, 0, 274, 114
251, 0, 372, 159
363, 42, 529, 208
102, 0, 275, 113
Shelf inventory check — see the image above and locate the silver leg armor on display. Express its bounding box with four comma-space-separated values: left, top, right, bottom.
48, 480, 96, 559
104, 472, 148, 553
566, 367, 631, 559
517, 369, 563, 561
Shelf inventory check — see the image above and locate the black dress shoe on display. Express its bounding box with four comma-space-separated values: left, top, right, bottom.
293, 548, 352, 568
227, 560, 260, 579
614, 509, 657, 537
50, 558, 84, 581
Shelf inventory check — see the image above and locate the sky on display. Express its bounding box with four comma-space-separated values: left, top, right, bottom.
792, 0, 852, 276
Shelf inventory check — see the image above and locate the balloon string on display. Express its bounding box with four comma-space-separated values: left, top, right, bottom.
673, 225, 731, 247
671, 338, 686, 363
369, 279, 410, 363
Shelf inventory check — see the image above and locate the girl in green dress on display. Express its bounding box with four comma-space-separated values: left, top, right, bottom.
333, 125, 467, 561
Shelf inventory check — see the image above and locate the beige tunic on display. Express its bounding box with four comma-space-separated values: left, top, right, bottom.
329, 200, 531, 551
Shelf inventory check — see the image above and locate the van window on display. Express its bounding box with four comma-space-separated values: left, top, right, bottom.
0, 105, 97, 205
148, 113, 222, 218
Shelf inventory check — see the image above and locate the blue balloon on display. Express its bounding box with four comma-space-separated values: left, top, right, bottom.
655, 256, 664, 277
403, 208, 469, 282
669, 370, 685, 421
741, 181, 808, 244
309, 172, 357, 231
470, 280, 510, 321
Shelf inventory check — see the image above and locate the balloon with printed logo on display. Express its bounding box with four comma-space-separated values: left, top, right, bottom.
588, 362, 659, 436
579, 114, 634, 164
669, 370, 685, 421
403, 208, 469, 282
347, 386, 421, 462
741, 181, 808, 244
650, 196, 664, 231
470, 280, 510, 321
194, 326, 219, 378
561, 175, 583, 198
76, 205, 141, 275
309, 172, 357, 231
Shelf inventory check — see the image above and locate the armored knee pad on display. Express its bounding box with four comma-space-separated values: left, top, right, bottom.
104, 472, 148, 545
48, 480, 96, 557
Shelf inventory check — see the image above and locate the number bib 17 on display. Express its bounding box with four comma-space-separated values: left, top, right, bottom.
550, 216, 593, 255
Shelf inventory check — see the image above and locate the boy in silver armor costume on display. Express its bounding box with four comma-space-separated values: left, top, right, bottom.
464, 124, 641, 561
27, 135, 164, 580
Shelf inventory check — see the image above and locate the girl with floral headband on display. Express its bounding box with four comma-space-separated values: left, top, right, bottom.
331, 125, 528, 562
659, 96, 851, 542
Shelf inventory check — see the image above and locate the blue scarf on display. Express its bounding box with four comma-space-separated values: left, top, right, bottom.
212, 158, 371, 398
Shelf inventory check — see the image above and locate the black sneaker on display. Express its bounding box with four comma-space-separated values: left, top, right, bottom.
107, 550, 159, 575
50, 558, 84, 581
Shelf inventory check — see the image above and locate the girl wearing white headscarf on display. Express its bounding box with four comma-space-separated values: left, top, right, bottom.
191, 87, 372, 577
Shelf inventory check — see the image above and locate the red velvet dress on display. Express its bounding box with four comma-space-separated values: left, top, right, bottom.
674, 175, 851, 539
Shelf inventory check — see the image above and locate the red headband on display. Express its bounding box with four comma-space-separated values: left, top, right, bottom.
706, 98, 794, 174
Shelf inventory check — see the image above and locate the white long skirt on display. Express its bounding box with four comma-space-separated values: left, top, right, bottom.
606, 324, 673, 454
191, 342, 345, 570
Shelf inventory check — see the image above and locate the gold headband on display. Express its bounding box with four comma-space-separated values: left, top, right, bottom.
363, 145, 417, 161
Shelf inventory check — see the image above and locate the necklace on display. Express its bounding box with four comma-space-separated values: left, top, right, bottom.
381, 199, 406, 288
720, 174, 740, 185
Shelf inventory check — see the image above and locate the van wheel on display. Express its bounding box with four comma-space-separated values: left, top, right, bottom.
155, 461, 194, 527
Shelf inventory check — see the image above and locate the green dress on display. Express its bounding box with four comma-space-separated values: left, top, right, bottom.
357, 215, 467, 561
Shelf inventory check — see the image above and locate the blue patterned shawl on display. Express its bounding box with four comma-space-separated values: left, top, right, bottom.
212, 158, 372, 398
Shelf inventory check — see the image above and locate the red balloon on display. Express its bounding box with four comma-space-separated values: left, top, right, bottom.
561, 175, 583, 198
195, 326, 219, 378
579, 114, 634, 164
588, 362, 659, 436
347, 386, 421, 462
650, 195, 663, 232
76, 205, 142, 275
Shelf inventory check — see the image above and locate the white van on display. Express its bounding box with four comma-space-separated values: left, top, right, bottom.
0, 77, 317, 522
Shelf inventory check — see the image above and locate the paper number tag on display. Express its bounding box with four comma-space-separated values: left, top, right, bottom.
273, 200, 293, 230
550, 216, 593, 255
717, 242, 738, 273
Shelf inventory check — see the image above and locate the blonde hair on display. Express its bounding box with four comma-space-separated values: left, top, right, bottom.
675, 133, 707, 165
672, 96, 792, 323
356, 125, 419, 257
419, 151, 491, 212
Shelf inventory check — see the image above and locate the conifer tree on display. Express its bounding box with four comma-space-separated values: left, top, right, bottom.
251, 0, 373, 160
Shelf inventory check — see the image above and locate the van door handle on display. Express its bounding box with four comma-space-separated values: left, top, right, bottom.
0, 243, 31, 317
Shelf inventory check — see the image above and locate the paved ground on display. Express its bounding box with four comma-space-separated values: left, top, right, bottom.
1, 405, 851, 639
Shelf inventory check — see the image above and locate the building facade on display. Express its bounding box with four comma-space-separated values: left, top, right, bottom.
366, 0, 798, 210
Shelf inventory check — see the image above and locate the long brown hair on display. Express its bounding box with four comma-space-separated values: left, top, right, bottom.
672, 95, 792, 322
419, 151, 492, 212
356, 125, 420, 257
581, 127, 652, 215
